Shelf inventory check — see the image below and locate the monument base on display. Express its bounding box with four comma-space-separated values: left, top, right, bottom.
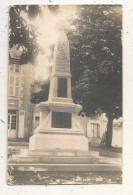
8, 163, 122, 172
9, 130, 121, 172
29, 133, 89, 151
9, 148, 122, 172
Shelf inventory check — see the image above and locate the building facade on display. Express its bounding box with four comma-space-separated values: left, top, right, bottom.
8, 62, 34, 139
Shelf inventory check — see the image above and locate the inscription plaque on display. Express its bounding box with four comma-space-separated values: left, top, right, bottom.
58, 78, 67, 97
52, 112, 71, 128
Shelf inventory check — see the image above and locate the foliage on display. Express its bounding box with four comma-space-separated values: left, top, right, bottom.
68, 5, 122, 146
9, 5, 60, 65
31, 81, 49, 103
9, 5, 40, 64
68, 5, 122, 117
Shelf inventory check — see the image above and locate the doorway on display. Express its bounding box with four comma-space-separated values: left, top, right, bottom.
8, 110, 18, 138
91, 123, 100, 138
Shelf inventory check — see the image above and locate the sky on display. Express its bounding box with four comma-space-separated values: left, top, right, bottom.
20, 5, 77, 80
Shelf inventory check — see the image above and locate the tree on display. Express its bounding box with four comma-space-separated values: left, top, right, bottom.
9, 5, 59, 64
9, 5, 42, 64
31, 81, 49, 103
69, 5, 122, 146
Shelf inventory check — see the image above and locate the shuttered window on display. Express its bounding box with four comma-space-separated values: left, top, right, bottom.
9, 76, 19, 97
10, 76, 14, 85
9, 76, 14, 96
15, 77, 19, 96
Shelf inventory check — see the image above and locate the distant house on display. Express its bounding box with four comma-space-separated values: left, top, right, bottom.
79, 114, 122, 147
86, 114, 108, 146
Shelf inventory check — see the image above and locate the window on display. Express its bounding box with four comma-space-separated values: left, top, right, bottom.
10, 64, 14, 72
15, 77, 19, 96
8, 115, 10, 129
11, 116, 17, 129
9, 76, 14, 96
9, 64, 20, 73
9, 110, 17, 114
9, 86, 14, 96
10, 76, 14, 85
91, 123, 100, 138
15, 77, 19, 86
15, 65, 20, 73
15, 87, 19, 96
9, 76, 20, 97
8, 110, 17, 130
57, 78, 67, 97
52, 112, 71, 128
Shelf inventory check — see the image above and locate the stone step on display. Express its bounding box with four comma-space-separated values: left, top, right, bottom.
10, 155, 121, 165
10, 155, 101, 164
8, 163, 121, 172
20, 149, 99, 157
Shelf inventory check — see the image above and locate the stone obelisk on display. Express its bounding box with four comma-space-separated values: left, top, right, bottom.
29, 31, 88, 151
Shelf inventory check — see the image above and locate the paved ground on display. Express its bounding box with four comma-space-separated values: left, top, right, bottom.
7, 140, 122, 185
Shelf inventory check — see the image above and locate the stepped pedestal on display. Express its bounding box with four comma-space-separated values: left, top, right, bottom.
8, 149, 121, 172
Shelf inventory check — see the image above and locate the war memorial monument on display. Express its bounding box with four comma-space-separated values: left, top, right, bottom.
8, 31, 121, 172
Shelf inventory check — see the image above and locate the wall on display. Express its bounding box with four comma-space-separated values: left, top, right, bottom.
112, 117, 123, 147
8, 62, 34, 139
20, 63, 34, 138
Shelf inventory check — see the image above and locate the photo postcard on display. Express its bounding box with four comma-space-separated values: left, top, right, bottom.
7, 4, 122, 185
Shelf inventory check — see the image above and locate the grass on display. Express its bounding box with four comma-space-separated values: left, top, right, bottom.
90, 146, 122, 158
8, 170, 122, 185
